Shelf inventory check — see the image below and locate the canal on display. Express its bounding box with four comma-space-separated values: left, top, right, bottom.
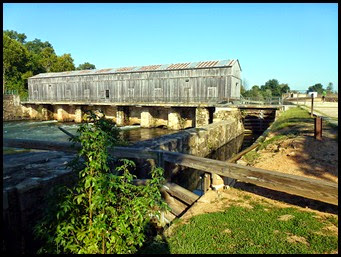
3, 120, 261, 193
3, 120, 179, 153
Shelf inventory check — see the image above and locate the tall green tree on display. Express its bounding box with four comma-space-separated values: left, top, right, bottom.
3, 29, 81, 99
279, 83, 290, 94
243, 85, 264, 99
261, 79, 281, 96
25, 38, 53, 55
307, 83, 324, 94
326, 82, 333, 94
3, 29, 27, 44
77, 62, 96, 70
3, 34, 30, 95
52, 54, 76, 72
38, 47, 58, 72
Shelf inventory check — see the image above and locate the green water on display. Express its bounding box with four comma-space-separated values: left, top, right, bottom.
3, 120, 178, 153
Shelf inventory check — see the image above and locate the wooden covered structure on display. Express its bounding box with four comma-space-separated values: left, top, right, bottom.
27, 59, 242, 104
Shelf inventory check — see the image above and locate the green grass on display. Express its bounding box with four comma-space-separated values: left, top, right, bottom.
141, 203, 338, 254
242, 107, 313, 164
242, 151, 260, 165
271, 106, 312, 132
257, 134, 287, 151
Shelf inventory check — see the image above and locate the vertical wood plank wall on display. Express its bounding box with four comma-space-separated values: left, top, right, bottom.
28, 65, 242, 103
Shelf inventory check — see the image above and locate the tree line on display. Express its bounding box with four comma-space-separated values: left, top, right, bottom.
3, 30, 96, 99
241, 79, 290, 99
241, 79, 337, 99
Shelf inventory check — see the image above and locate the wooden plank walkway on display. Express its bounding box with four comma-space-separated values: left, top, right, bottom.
4, 138, 338, 206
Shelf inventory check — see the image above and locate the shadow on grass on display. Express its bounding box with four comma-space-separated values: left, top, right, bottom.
234, 182, 338, 215
137, 232, 171, 254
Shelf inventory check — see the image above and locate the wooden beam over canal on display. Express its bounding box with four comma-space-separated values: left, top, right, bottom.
4, 138, 338, 206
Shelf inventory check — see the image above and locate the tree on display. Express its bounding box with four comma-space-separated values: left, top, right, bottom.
326, 82, 333, 94
3, 29, 78, 99
77, 62, 96, 70
308, 83, 324, 94
243, 85, 264, 99
34, 111, 169, 254
261, 79, 281, 96
279, 83, 290, 94
3, 29, 27, 44
240, 85, 247, 96
39, 47, 58, 72
262, 89, 272, 98
3, 34, 30, 94
52, 54, 76, 72
25, 38, 53, 55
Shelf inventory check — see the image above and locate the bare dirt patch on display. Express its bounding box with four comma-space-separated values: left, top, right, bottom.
251, 135, 338, 183
277, 214, 294, 221
286, 233, 310, 246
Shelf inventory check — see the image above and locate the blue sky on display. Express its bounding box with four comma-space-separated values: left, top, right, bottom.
3, 3, 338, 91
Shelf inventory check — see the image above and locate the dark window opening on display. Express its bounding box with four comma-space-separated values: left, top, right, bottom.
106, 89, 110, 99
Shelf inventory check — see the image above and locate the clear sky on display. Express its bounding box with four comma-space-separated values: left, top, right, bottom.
3, 3, 338, 91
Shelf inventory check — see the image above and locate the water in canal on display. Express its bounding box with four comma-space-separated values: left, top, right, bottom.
3, 120, 179, 153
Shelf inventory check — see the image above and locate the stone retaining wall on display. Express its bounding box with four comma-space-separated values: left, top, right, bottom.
3, 152, 76, 254
133, 109, 244, 158
3, 95, 30, 121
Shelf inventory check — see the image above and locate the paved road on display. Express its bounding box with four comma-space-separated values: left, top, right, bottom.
296, 101, 338, 125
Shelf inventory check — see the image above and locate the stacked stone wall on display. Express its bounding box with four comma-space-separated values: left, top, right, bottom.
3, 95, 30, 121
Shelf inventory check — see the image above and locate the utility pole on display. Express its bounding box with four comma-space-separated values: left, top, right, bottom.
310, 93, 314, 117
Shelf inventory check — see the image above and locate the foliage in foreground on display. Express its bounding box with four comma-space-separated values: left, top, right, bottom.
34, 111, 168, 254
142, 202, 338, 254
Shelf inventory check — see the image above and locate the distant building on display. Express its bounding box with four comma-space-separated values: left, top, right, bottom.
27, 59, 242, 104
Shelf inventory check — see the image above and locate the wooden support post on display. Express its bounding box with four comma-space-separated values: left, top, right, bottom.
211, 173, 224, 191
311, 94, 314, 117
314, 116, 322, 140
203, 173, 211, 193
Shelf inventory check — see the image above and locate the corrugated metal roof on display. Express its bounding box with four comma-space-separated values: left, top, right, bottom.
30, 59, 237, 79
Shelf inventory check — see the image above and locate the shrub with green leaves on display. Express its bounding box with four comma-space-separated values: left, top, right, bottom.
34, 111, 168, 254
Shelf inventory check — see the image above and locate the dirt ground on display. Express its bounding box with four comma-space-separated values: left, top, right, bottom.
246, 130, 338, 184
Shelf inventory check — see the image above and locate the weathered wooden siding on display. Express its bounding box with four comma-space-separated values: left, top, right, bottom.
28, 63, 241, 103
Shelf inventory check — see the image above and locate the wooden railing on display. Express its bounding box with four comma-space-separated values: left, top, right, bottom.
3, 138, 338, 206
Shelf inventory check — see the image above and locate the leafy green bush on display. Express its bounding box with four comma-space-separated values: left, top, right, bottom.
34, 111, 168, 254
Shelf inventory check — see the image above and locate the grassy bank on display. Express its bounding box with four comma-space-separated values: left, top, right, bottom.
141, 199, 338, 254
